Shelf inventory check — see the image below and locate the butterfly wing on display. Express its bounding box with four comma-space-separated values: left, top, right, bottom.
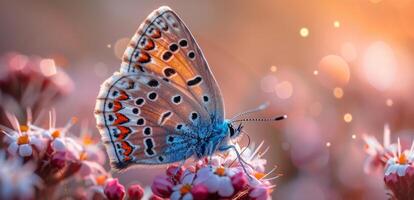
95, 72, 210, 168
95, 6, 226, 170
120, 6, 224, 123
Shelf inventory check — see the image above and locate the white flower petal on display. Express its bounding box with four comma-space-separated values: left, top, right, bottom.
385, 163, 398, 176
52, 139, 66, 152
7, 142, 19, 155
203, 174, 220, 193
397, 165, 408, 176
30, 137, 44, 150
217, 176, 234, 197
182, 171, 195, 184
182, 193, 193, 200
170, 191, 181, 200
194, 167, 212, 184
19, 144, 33, 157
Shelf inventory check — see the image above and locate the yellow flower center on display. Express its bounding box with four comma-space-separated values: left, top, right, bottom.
17, 134, 30, 145
215, 166, 226, 176
96, 175, 107, 186
180, 184, 192, 195
398, 153, 408, 164
79, 151, 88, 161
20, 125, 29, 132
82, 135, 94, 146
51, 130, 61, 138
253, 171, 265, 180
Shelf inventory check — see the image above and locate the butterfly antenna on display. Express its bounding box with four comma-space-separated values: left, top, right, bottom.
230, 102, 270, 122
232, 115, 287, 123
229, 129, 251, 168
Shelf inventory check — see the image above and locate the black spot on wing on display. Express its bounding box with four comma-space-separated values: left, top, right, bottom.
187, 76, 202, 87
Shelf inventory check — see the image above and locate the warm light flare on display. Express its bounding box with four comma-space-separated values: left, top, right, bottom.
344, 113, 353, 123
40, 59, 57, 77
300, 27, 309, 37
333, 87, 344, 99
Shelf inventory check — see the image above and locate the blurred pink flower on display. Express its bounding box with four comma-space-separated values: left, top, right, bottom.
194, 166, 235, 197
127, 184, 144, 200
0, 52, 73, 131
363, 124, 397, 173
104, 178, 125, 200
0, 151, 41, 199
151, 175, 174, 198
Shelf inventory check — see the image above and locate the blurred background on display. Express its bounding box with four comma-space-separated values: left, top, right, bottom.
1, 0, 414, 199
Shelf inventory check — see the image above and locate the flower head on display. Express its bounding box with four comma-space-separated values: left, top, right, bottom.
383, 139, 414, 199
0, 151, 41, 199
363, 124, 397, 173
152, 142, 277, 199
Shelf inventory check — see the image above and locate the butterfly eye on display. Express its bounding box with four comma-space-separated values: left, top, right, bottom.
229, 125, 235, 137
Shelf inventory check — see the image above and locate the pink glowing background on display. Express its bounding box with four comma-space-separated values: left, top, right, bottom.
1, 1, 414, 199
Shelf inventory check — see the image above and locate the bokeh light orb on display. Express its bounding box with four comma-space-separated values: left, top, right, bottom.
333, 87, 344, 99
362, 41, 396, 91
260, 75, 278, 93
344, 113, 353, 123
9, 54, 28, 71
317, 55, 350, 87
333, 20, 340, 28
114, 37, 130, 59
300, 27, 309, 38
270, 65, 277, 72
386, 98, 393, 107
275, 81, 293, 99
39, 59, 57, 77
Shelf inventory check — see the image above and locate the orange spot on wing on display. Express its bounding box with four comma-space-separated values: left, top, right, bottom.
117, 91, 129, 101
116, 126, 131, 140
123, 156, 132, 162
144, 38, 155, 50
113, 100, 122, 112
121, 141, 133, 156
113, 113, 129, 125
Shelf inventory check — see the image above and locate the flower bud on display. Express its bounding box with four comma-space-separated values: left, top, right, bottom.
190, 184, 208, 200
151, 175, 174, 198
127, 184, 144, 200
104, 178, 125, 200
231, 172, 248, 191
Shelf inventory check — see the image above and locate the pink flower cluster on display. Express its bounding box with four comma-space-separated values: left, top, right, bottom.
152, 143, 278, 200
363, 125, 414, 200
0, 113, 145, 199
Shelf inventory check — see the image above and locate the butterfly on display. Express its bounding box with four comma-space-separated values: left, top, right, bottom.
95, 6, 286, 171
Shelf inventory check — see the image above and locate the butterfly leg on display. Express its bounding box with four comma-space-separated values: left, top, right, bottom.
171, 147, 194, 182
218, 145, 253, 180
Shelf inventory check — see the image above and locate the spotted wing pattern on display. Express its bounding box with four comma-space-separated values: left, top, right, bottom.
120, 6, 224, 123
96, 72, 212, 168
95, 6, 226, 169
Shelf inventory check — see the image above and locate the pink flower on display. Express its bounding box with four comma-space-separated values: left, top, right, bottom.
190, 184, 209, 200
51, 151, 67, 169
151, 175, 174, 198
231, 172, 248, 191
166, 164, 185, 182
249, 185, 271, 200
127, 184, 144, 200
171, 170, 196, 200
194, 166, 235, 197
363, 124, 397, 173
104, 178, 125, 200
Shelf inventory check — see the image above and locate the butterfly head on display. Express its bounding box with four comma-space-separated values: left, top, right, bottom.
228, 122, 244, 139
